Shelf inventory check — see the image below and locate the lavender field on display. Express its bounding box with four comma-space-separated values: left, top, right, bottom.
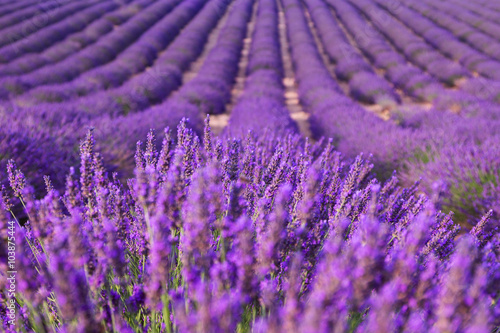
0, 0, 499, 331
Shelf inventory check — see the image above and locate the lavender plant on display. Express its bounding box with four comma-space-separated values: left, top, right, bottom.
0, 121, 497, 332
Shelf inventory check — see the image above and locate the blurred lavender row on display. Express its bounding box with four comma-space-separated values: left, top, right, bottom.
0, 0, 96, 50
0, 0, 74, 31
226, 0, 297, 135
0, 0, 153, 76
0, 0, 123, 64
304, 0, 400, 105
348, 0, 471, 86
324, 0, 449, 104
372, 0, 500, 80
282, 0, 410, 177
17, 0, 207, 104
0, 0, 182, 98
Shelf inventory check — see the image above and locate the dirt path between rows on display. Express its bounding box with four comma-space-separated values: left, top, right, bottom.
278, 0, 311, 137
210, 0, 259, 135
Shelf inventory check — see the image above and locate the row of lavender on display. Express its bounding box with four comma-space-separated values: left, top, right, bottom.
0, 0, 74, 32
0, 0, 498, 217
14, 0, 250, 120
0, 0, 458, 109
0, 0, 183, 98
16, 0, 208, 104
0, 0, 124, 64
226, 0, 296, 134
305, 0, 500, 108
0, 120, 498, 331
0, 0, 237, 119
90, 0, 255, 166
0, 0, 249, 184
0, 0, 155, 76
0, 0, 42, 19
370, 0, 500, 80
282, 0, 409, 175
304, 0, 400, 106
0, 0, 492, 123
0, 0, 95, 51
338, 0, 470, 91
0, 0, 219, 172
0, 0, 496, 106
322, 0, 449, 104
401, 0, 500, 103
262, 0, 500, 226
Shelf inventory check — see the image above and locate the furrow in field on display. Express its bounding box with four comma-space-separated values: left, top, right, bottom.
367, 0, 500, 80
214, 0, 259, 135
0, 0, 99, 49
0, 0, 75, 30
277, 0, 310, 136
0, 0, 153, 76
0, 0, 183, 99
0, 0, 124, 64
225, 0, 298, 136
302, 0, 401, 119
13, 0, 208, 104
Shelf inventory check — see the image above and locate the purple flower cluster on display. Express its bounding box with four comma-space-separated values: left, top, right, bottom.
395, 103, 500, 223
0, 122, 498, 332
0, 7, 499, 333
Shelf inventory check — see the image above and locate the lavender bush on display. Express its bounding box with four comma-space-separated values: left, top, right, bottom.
0, 121, 498, 332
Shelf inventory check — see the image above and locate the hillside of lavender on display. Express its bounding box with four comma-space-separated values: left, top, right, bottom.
0, 0, 499, 332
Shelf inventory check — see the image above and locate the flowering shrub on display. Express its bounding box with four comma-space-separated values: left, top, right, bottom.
0, 121, 498, 332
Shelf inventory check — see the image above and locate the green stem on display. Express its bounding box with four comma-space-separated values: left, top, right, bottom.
161, 293, 172, 333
